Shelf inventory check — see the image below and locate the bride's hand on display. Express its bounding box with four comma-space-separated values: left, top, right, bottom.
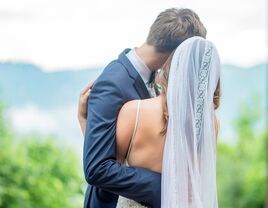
78, 81, 94, 136
78, 82, 94, 120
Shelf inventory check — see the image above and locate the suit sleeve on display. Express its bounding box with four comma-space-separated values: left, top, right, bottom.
83, 76, 161, 207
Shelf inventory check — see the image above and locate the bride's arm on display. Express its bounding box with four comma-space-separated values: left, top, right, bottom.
77, 82, 94, 137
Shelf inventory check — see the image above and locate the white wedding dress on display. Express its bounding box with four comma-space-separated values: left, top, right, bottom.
117, 194, 147, 208
116, 100, 147, 208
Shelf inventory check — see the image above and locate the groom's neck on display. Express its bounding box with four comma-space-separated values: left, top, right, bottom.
135, 43, 170, 71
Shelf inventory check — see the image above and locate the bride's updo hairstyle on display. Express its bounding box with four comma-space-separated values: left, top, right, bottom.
159, 52, 221, 135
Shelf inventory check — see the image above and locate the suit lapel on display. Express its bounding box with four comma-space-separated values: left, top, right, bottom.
118, 48, 151, 99
134, 76, 151, 99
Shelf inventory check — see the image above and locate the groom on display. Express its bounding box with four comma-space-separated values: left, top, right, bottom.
83, 8, 207, 208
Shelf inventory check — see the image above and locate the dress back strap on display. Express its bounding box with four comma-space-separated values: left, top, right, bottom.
125, 100, 141, 161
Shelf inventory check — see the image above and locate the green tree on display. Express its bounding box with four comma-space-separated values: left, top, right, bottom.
217, 103, 266, 208
0, 100, 266, 208
0, 105, 84, 208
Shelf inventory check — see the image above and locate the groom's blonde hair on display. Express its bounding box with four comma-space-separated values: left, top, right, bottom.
147, 8, 207, 53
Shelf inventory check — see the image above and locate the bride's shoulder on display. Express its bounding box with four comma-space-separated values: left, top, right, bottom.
119, 99, 140, 119
119, 97, 160, 116
116, 100, 141, 162
117, 97, 162, 128
117, 98, 155, 128
140, 97, 163, 114
116, 100, 140, 140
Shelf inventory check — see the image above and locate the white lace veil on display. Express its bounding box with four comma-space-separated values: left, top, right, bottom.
161, 37, 220, 208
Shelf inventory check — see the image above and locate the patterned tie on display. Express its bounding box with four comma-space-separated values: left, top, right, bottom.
147, 82, 156, 98
147, 72, 157, 97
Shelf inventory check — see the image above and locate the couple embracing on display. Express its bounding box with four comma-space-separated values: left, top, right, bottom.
78, 7, 221, 208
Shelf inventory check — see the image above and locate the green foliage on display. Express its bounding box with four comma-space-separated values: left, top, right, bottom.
0, 105, 84, 208
0, 100, 266, 208
217, 103, 266, 208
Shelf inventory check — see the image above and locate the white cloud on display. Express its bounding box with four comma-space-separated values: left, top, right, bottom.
7, 105, 58, 133
7, 104, 84, 153
0, 0, 266, 71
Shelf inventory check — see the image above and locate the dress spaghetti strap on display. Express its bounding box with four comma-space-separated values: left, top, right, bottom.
125, 100, 141, 161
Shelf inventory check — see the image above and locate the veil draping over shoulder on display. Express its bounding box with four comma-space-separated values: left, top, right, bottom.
161, 37, 221, 208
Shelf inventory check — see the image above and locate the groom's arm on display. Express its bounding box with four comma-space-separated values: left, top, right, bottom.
83, 73, 161, 207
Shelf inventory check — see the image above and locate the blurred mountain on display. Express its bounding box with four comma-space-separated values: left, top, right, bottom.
0, 63, 101, 108
220, 64, 267, 118
0, 62, 266, 110
0, 62, 266, 143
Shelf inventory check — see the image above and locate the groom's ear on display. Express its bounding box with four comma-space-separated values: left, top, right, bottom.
146, 8, 207, 53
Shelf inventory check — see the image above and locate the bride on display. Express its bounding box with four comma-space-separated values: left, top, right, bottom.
78, 36, 221, 208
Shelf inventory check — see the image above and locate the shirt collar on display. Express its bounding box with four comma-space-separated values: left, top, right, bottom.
126, 48, 152, 84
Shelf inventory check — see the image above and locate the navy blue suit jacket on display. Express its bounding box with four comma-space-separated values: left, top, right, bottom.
83, 49, 161, 208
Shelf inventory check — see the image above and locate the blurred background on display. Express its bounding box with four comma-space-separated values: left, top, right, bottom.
0, 0, 267, 207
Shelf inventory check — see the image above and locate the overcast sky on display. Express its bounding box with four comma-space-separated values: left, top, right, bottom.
0, 0, 266, 71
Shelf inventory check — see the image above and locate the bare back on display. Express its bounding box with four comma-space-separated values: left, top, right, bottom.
116, 95, 219, 173
116, 96, 165, 173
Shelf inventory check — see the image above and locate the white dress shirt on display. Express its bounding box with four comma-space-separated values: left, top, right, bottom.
126, 48, 156, 97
